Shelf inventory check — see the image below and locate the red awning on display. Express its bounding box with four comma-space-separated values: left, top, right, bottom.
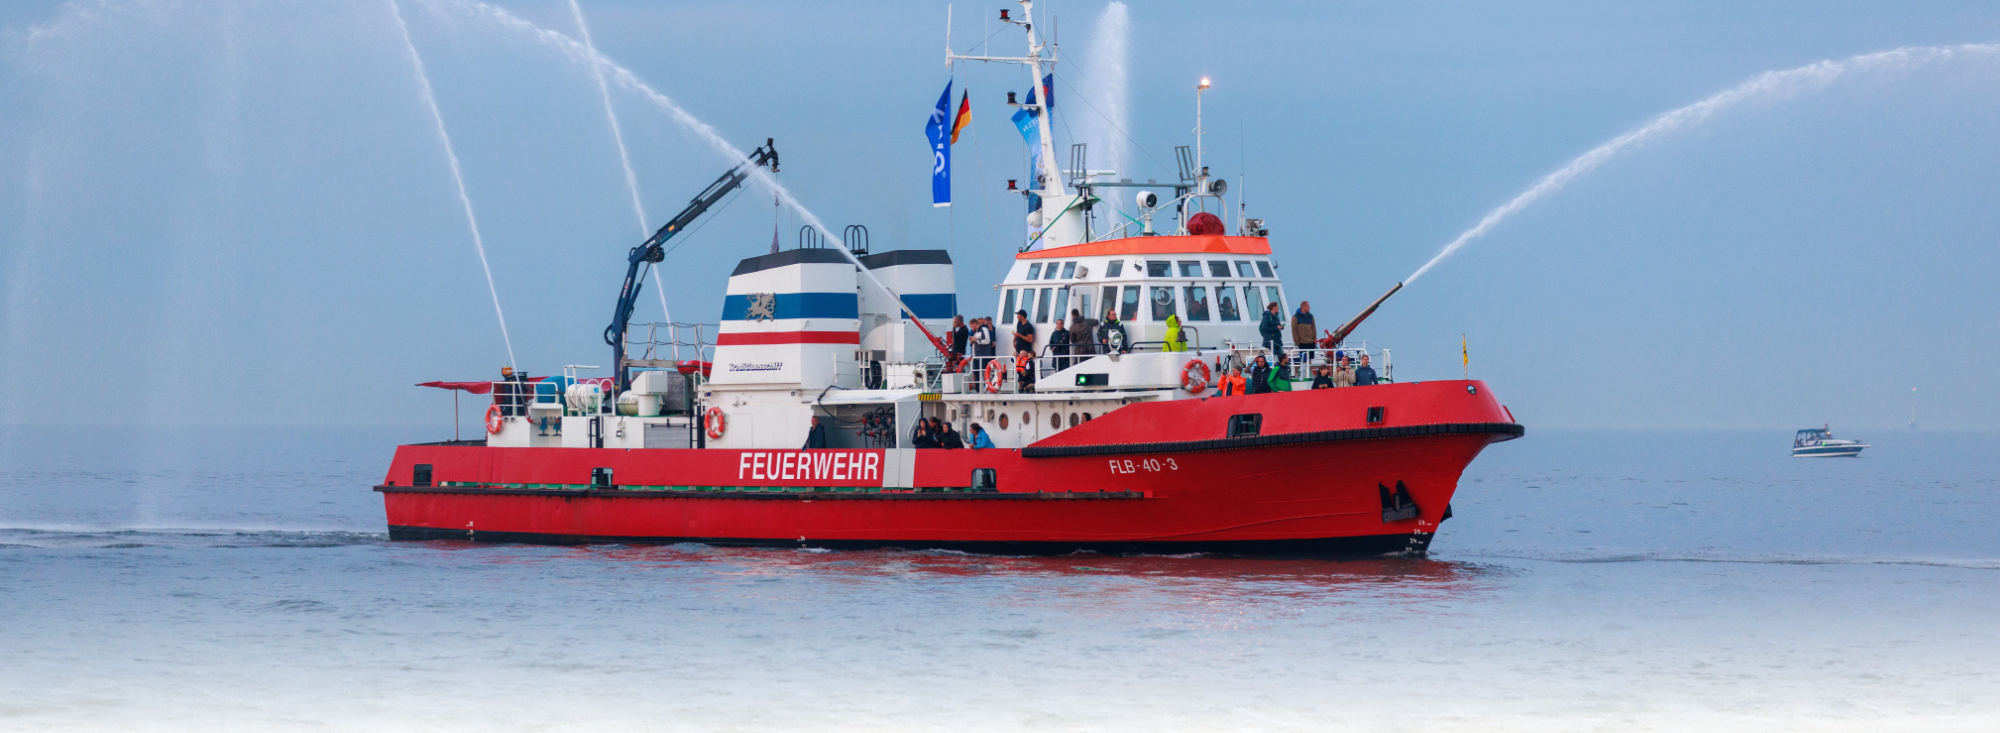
417, 376, 546, 395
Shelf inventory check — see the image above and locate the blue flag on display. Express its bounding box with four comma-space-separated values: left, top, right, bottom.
925, 80, 953, 208
1011, 105, 1040, 187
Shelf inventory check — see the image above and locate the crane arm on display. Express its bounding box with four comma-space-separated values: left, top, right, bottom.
606, 139, 779, 391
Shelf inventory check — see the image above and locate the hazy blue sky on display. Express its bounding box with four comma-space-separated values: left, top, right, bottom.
3, 0, 1998, 429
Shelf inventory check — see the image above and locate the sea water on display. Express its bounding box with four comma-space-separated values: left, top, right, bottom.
1, 426, 1994, 731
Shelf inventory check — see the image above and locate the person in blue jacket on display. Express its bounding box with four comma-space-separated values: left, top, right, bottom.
968, 423, 997, 449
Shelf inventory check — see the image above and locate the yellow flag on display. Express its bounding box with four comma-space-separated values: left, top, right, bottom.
1462, 334, 1469, 376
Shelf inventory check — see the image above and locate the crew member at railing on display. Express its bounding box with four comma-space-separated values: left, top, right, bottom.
1259, 303, 1285, 354
972, 317, 996, 370
1164, 314, 1187, 352
803, 416, 828, 449
938, 420, 965, 449
1312, 364, 1335, 390
949, 316, 969, 365
1355, 354, 1379, 386
968, 423, 996, 449
1268, 353, 1296, 392
1049, 317, 1072, 369
1098, 308, 1125, 354
1067, 309, 1096, 361
1292, 301, 1317, 351
1248, 355, 1273, 395
1012, 310, 1035, 355
1333, 355, 1356, 388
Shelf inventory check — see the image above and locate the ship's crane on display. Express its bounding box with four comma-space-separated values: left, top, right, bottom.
605, 139, 779, 392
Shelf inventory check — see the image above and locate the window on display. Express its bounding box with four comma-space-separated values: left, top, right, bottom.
1208, 261, 1231, 277
1101, 286, 1119, 319
1256, 261, 1274, 278
412, 464, 433, 488
1003, 289, 1018, 320
1183, 286, 1211, 321
1367, 406, 1386, 424
1235, 261, 1254, 278
1227, 414, 1263, 438
1053, 288, 1070, 324
1060, 262, 1077, 279
1027, 263, 1043, 280
1106, 260, 1124, 278
1177, 261, 1201, 277
1266, 286, 1284, 316
1077, 292, 1093, 324
1146, 261, 1171, 277
1150, 286, 1177, 321
999, 413, 1009, 429
971, 468, 998, 491
1244, 285, 1265, 316
1050, 412, 1062, 429
1120, 286, 1140, 321
591, 467, 614, 487
1046, 263, 1064, 280
1035, 288, 1053, 323
1216, 286, 1241, 321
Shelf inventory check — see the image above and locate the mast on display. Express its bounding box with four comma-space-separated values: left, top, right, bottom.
948, 0, 1077, 250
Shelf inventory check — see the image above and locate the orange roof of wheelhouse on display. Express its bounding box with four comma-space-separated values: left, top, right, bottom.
1015, 235, 1272, 259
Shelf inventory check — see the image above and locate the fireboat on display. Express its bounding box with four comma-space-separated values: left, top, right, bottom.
376, 2, 1523, 555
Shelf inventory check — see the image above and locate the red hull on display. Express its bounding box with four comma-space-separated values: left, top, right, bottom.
378, 380, 1521, 555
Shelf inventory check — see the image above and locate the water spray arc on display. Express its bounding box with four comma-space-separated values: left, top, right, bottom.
430, 0, 956, 358
567, 0, 671, 325
388, 0, 516, 368
1405, 42, 2000, 286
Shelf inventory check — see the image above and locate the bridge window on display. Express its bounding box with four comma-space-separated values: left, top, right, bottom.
1208, 261, 1231, 277
1053, 288, 1070, 323
1266, 286, 1284, 315
1060, 262, 1077, 279
1183, 287, 1211, 321
1235, 261, 1254, 278
1046, 263, 1065, 280
1106, 260, 1124, 278
1002, 289, 1018, 320
1244, 285, 1265, 316
1027, 263, 1043, 280
1146, 261, 1171, 277
1256, 261, 1274, 278
1177, 261, 1201, 277
1150, 287, 1177, 321
1035, 288, 1053, 323
1120, 286, 1141, 321
1216, 286, 1242, 321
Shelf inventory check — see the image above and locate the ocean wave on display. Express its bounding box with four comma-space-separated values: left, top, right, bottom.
0, 526, 386, 549
1446, 549, 2000, 570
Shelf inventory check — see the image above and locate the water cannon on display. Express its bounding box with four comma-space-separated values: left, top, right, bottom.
1321, 282, 1403, 349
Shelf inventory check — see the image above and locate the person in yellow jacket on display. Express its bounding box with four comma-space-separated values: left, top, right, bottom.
1163, 314, 1187, 352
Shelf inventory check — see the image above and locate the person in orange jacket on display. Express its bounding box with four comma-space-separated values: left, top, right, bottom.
1218, 366, 1248, 396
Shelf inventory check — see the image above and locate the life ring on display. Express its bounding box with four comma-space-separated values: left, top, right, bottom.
705, 407, 727, 439
984, 360, 1005, 394
1181, 359, 1211, 393
485, 404, 505, 434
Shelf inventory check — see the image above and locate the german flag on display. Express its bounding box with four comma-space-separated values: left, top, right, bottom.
949, 90, 972, 145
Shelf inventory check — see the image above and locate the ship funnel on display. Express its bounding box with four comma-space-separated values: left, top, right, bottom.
1324, 282, 1403, 348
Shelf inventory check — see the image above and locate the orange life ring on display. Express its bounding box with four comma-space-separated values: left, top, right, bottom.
1181, 359, 1211, 393
984, 360, 1005, 394
705, 407, 727, 439
485, 404, 505, 434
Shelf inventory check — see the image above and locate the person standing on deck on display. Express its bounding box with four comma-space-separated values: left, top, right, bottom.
1220, 366, 1248, 396
1333, 355, 1356, 388
1291, 301, 1317, 351
968, 423, 996, 449
1049, 317, 1072, 368
1164, 314, 1187, 352
802, 416, 828, 449
1068, 310, 1095, 361
971, 317, 995, 370
1012, 310, 1036, 356
1355, 354, 1379, 386
1248, 355, 1273, 395
949, 316, 969, 363
1259, 303, 1285, 355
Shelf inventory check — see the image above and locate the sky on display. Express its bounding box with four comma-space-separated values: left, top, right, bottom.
2, 0, 1998, 430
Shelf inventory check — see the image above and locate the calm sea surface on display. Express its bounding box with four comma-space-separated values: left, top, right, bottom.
1, 426, 1994, 731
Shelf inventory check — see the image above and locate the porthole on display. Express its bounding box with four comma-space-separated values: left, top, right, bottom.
999, 413, 1010, 429
1068, 413, 1079, 427
1466, 385, 1478, 395
1051, 413, 1062, 429
1022, 411, 1031, 427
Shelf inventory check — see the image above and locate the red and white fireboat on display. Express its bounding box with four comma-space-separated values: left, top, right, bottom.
376, 3, 1522, 555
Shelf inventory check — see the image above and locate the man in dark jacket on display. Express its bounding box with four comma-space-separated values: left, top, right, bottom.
1067, 310, 1095, 361
939, 421, 965, 449
1049, 318, 1072, 369
1258, 303, 1285, 355
949, 316, 969, 359
802, 416, 828, 449
1248, 355, 1273, 395
1098, 308, 1126, 353
1354, 354, 1379, 386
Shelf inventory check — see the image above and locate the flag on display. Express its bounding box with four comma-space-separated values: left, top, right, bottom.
1462, 334, 1469, 375
1041, 73, 1054, 109
925, 80, 953, 208
949, 90, 972, 144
